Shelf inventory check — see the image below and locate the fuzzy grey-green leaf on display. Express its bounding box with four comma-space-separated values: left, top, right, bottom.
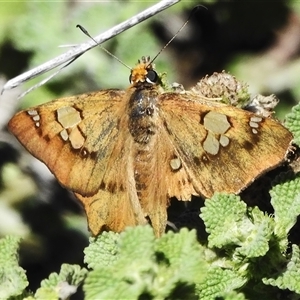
197, 267, 247, 300
35, 264, 87, 300
271, 174, 300, 242
285, 102, 300, 146
84, 232, 119, 269
263, 244, 300, 293
0, 236, 28, 299
200, 194, 250, 248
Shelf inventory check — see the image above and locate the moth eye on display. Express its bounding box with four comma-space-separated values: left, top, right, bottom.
129, 74, 132, 83
146, 70, 158, 84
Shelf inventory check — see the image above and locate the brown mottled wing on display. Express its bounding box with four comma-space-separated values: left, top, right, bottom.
158, 93, 292, 198
75, 173, 147, 235
9, 90, 125, 195
8, 90, 147, 233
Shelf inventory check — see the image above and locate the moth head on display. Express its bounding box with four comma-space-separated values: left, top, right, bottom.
129, 56, 158, 85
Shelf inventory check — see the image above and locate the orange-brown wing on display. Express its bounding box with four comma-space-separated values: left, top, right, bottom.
8, 90, 130, 196
9, 89, 150, 234
75, 173, 147, 236
158, 93, 292, 198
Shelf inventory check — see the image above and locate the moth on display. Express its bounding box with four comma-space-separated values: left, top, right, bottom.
8, 56, 293, 237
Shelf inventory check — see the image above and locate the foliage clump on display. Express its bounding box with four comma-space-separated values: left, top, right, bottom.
2, 173, 300, 299
84, 226, 207, 300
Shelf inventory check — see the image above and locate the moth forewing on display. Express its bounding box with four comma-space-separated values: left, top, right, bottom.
158, 93, 293, 198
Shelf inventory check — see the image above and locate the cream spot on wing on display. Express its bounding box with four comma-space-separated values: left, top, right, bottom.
60, 129, 69, 141
32, 115, 40, 122
56, 106, 85, 149
203, 111, 230, 134
250, 116, 263, 123
249, 121, 259, 128
170, 157, 182, 171
27, 109, 41, 127
57, 106, 82, 128
219, 134, 230, 147
249, 115, 263, 135
69, 127, 85, 149
27, 109, 38, 116
203, 132, 220, 155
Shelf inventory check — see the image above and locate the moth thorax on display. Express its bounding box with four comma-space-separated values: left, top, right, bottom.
128, 88, 158, 144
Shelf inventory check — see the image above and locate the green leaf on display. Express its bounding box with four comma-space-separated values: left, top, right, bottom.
84, 226, 207, 300
201, 194, 248, 248
35, 264, 87, 300
263, 244, 300, 294
235, 207, 273, 258
155, 228, 207, 285
84, 226, 157, 300
219, 290, 247, 300
153, 229, 207, 299
197, 267, 247, 300
270, 174, 300, 244
200, 194, 273, 258
118, 225, 156, 264
0, 236, 28, 299
285, 101, 300, 146
84, 231, 119, 269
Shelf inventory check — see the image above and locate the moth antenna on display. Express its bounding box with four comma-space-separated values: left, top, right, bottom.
149, 5, 207, 65
76, 24, 132, 70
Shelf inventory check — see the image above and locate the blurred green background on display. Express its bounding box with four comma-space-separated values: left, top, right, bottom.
0, 0, 299, 297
